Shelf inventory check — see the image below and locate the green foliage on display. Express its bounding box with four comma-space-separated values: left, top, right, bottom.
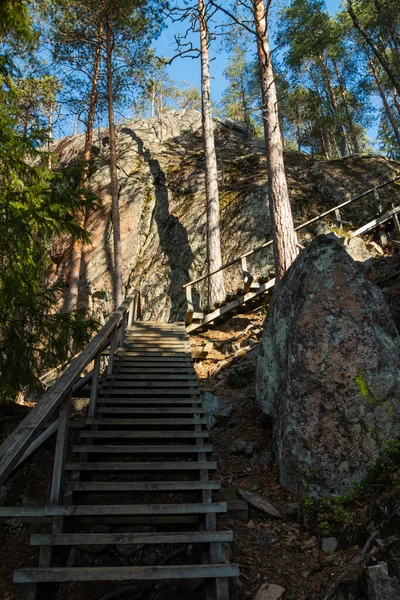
277, 0, 372, 157
362, 440, 400, 492
0, 0, 98, 403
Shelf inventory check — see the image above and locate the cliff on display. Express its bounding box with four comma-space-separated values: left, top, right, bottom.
50, 109, 400, 322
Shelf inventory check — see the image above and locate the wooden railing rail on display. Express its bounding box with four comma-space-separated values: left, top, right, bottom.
183, 175, 400, 290
0, 291, 141, 488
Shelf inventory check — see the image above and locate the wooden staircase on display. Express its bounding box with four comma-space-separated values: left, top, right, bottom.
185, 176, 400, 333
0, 319, 238, 599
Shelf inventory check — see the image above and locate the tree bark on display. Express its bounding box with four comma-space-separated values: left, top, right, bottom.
253, 0, 298, 282
65, 26, 102, 313
48, 102, 53, 169
332, 58, 360, 153
319, 54, 348, 156
106, 10, 123, 308
199, 0, 225, 306
347, 0, 400, 94
367, 49, 400, 146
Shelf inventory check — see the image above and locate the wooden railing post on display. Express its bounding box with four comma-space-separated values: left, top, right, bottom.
241, 257, 253, 294
88, 352, 101, 418
186, 286, 194, 326
127, 298, 134, 330
107, 329, 118, 376
119, 311, 127, 347
391, 202, 400, 236
374, 188, 388, 246
49, 392, 71, 506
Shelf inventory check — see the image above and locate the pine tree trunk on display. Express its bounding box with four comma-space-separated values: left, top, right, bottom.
347, 0, 400, 94
199, 0, 225, 306
106, 11, 123, 309
65, 27, 102, 313
367, 50, 400, 146
253, 0, 298, 283
304, 62, 333, 158
332, 58, 360, 153
48, 102, 53, 170
319, 55, 348, 155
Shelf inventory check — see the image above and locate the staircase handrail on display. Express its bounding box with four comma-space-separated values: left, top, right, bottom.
183, 174, 400, 290
0, 291, 141, 488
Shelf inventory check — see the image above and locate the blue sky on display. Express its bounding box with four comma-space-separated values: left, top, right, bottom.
153, 0, 379, 147
155, 0, 342, 106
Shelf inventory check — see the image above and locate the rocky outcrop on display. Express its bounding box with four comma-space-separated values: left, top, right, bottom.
256, 235, 400, 496
50, 110, 400, 322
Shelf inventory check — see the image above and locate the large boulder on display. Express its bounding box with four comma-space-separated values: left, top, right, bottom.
256, 235, 400, 495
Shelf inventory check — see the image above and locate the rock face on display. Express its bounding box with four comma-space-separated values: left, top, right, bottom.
256, 235, 400, 495
50, 110, 400, 322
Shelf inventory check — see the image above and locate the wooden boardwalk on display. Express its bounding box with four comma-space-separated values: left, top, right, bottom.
0, 321, 238, 599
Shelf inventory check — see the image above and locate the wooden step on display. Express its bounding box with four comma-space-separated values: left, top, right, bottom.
96, 407, 205, 415
85, 417, 207, 425
65, 461, 217, 471
79, 430, 210, 439
106, 374, 196, 380
96, 398, 202, 405
98, 390, 200, 397
73, 444, 213, 454
111, 368, 194, 374
0, 503, 226, 518
100, 381, 197, 388
118, 352, 190, 357
14, 563, 239, 583
31, 530, 233, 546
114, 357, 193, 363
67, 480, 219, 492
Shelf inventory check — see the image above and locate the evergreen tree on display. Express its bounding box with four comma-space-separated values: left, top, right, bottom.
0, 1, 96, 403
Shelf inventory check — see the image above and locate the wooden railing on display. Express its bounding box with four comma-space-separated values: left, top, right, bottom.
0, 291, 141, 488
183, 175, 400, 323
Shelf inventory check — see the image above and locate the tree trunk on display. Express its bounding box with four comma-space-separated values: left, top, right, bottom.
106, 11, 123, 308
347, 0, 400, 94
253, 0, 298, 282
48, 102, 53, 169
65, 26, 102, 313
332, 58, 360, 153
319, 54, 348, 156
367, 49, 400, 146
304, 62, 334, 158
199, 0, 225, 306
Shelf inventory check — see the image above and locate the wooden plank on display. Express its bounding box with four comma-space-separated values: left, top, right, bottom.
186, 277, 275, 333
72, 444, 213, 454
98, 390, 200, 397
64, 461, 217, 471
31, 530, 233, 546
79, 430, 210, 439
49, 394, 71, 505
351, 204, 400, 237
100, 381, 196, 388
114, 356, 193, 361
96, 398, 202, 405
0, 294, 137, 487
66, 480, 219, 492
14, 564, 240, 583
88, 353, 101, 418
96, 407, 204, 415
85, 417, 206, 425
79, 516, 198, 525
118, 352, 190, 357
106, 374, 196, 380
112, 367, 194, 373
0, 503, 226, 518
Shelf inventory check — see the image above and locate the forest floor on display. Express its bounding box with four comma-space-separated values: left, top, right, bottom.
1, 307, 400, 600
